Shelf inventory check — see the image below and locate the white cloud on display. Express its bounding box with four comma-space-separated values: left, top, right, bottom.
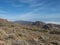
0, 10, 8, 14
46, 21, 60, 24
18, 0, 39, 4
0, 0, 60, 23
10, 10, 60, 21
7, 0, 44, 8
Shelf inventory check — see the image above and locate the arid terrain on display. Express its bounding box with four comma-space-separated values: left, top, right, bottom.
0, 18, 60, 45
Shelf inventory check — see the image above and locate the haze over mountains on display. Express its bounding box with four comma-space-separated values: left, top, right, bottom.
13, 20, 60, 24
13, 20, 60, 30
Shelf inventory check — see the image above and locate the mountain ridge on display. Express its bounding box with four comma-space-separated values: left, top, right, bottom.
13, 20, 60, 30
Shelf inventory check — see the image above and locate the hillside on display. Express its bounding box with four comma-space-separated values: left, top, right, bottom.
0, 19, 60, 45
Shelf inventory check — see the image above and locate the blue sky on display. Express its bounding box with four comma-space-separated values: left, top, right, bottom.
0, 0, 60, 24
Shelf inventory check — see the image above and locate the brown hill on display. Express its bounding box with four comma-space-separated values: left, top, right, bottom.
0, 19, 60, 45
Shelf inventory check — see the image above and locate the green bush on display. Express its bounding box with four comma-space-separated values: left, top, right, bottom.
0, 23, 4, 26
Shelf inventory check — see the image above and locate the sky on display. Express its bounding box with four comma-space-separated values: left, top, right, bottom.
0, 0, 60, 24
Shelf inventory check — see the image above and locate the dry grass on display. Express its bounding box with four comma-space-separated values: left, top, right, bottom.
0, 19, 60, 45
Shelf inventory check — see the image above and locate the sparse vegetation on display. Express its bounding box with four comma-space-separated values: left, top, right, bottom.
0, 23, 5, 27
0, 19, 60, 45
50, 30, 60, 34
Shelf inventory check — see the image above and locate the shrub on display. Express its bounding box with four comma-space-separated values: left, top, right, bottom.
11, 25, 15, 27
8, 34, 16, 39
50, 30, 60, 34
0, 23, 4, 27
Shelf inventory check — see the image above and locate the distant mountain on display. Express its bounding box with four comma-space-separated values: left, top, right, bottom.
13, 20, 60, 30
13, 20, 33, 25
31, 21, 46, 26
13, 20, 45, 25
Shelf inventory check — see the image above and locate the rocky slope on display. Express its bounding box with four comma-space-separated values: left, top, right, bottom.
0, 19, 60, 45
